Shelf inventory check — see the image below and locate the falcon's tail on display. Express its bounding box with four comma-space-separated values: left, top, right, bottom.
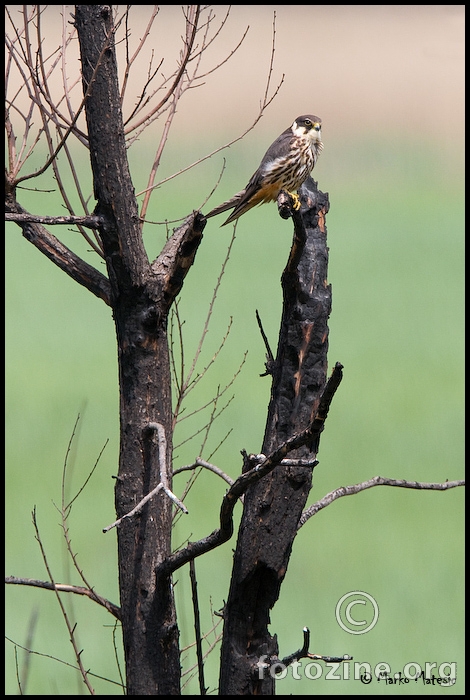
204, 191, 245, 223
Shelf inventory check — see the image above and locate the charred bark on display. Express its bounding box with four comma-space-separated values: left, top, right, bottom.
219, 177, 331, 694
75, 6, 204, 694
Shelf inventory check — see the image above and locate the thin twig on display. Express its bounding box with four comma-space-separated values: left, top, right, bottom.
54, 416, 111, 626
13, 24, 116, 187
158, 364, 343, 577
126, 6, 200, 137
173, 318, 236, 429
298, 477, 465, 529
5, 636, 124, 689
175, 227, 238, 416
138, 12, 284, 195
174, 395, 234, 451
31, 508, 96, 694
180, 607, 223, 689
139, 73, 184, 222
120, 6, 160, 105
174, 458, 236, 488
19, 607, 39, 694
111, 621, 125, 692
5, 577, 121, 620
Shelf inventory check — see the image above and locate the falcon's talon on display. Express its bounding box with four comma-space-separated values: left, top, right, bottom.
290, 193, 301, 211
205, 115, 323, 226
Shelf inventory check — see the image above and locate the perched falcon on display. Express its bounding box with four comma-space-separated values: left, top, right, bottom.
205, 115, 323, 226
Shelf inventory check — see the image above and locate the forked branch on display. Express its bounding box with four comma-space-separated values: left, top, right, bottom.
157, 363, 344, 577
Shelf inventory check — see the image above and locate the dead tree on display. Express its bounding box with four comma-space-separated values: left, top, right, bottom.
218, 182, 334, 694
5, 5, 464, 695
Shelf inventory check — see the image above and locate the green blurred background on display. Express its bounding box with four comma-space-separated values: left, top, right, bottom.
6, 5, 464, 695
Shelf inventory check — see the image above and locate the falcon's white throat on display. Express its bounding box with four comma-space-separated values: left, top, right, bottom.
291, 119, 323, 152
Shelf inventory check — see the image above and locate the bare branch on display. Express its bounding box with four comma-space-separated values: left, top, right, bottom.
103, 483, 165, 533
157, 364, 343, 577
103, 422, 188, 533
5, 212, 103, 229
206, 429, 235, 463
138, 11, 284, 197
5, 576, 121, 621
174, 393, 235, 450
137, 6, 203, 220
103, 480, 187, 534
53, 416, 112, 624
173, 227, 238, 418
31, 508, 96, 693
13, 28, 112, 188
126, 5, 200, 138
151, 211, 206, 310
6, 7, 106, 253
183, 319, 236, 400
173, 455, 241, 521
189, 559, 207, 695
279, 627, 311, 668
188, 14, 250, 82
198, 388, 229, 458
171, 302, 247, 505
16, 607, 39, 694
5, 636, 125, 689
174, 458, 236, 488
5, 200, 112, 304
174, 457, 318, 488
180, 603, 223, 688
139, 76, 184, 222
261, 11, 282, 111
255, 309, 275, 376
61, 8, 80, 123
298, 477, 465, 529
255, 626, 352, 677
120, 7, 160, 105
124, 52, 165, 127
173, 325, 243, 435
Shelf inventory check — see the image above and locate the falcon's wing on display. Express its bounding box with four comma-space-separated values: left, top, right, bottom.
205, 126, 293, 225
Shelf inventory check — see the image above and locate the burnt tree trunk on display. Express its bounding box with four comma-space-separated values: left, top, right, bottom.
75, 6, 204, 694
219, 178, 331, 694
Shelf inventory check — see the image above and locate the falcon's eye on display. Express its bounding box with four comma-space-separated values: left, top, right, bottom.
304, 119, 312, 127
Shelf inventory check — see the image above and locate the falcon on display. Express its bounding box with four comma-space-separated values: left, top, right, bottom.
205, 115, 323, 226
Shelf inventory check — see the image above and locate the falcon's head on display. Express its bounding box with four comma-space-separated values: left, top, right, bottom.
292, 115, 322, 146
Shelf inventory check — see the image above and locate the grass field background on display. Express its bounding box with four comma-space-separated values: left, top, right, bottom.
6, 5, 464, 695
